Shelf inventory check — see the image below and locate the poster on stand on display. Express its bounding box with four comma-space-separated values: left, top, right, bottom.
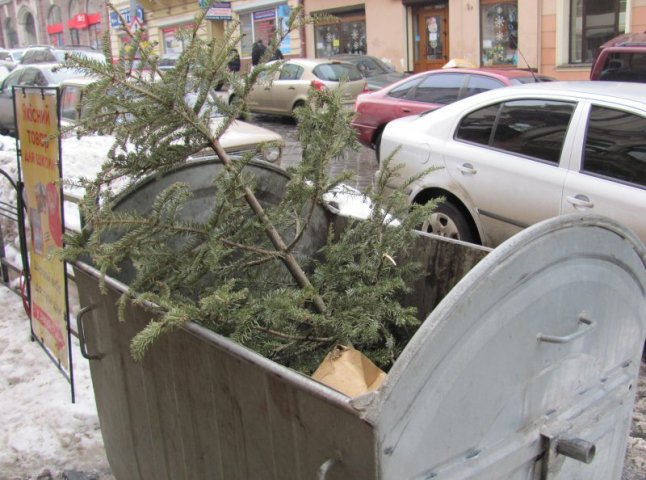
15, 88, 70, 373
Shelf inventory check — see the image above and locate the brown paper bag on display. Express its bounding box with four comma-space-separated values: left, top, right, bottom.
312, 345, 387, 398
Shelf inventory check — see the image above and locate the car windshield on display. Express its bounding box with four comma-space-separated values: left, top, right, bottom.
353, 57, 394, 77
313, 63, 363, 82
54, 50, 107, 63
49, 67, 92, 84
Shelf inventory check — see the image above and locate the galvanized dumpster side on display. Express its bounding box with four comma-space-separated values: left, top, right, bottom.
75, 263, 378, 480
72, 153, 646, 480
74, 221, 489, 480
365, 215, 646, 480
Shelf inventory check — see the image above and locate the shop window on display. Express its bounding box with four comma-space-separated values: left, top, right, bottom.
481, 1, 518, 66
162, 24, 195, 55
314, 10, 366, 57
569, 0, 626, 64
239, 6, 291, 59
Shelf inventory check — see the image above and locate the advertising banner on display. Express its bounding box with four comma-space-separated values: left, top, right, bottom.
16, 89, 69, 371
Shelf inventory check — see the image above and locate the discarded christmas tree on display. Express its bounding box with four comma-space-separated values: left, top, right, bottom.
61, 6, 438, 373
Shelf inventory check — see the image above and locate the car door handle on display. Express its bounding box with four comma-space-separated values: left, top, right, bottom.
401, 108, 411, 113
566, 194, 593, 209
456, 163, 477, 175
288, 86, 296, 90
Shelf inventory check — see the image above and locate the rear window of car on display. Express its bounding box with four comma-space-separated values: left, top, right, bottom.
456, 99, 576, 164
313, 63, 363, 82
21, 49, 56, 64
462, 75, 504, 98
595, 52, 646, 82
387, 77, 424, 99
582, 106, 646, 187
411, 73, 465, 104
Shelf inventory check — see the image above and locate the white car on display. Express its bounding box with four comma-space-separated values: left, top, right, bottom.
379, 81, 646, 247
60, 76, 284, 164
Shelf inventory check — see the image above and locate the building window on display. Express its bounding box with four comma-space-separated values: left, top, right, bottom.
314, 10, 366, 57
569, 0, 626, 64
162, 24, 195, 54
481, 1, 518, 66
239, 5, 292, 59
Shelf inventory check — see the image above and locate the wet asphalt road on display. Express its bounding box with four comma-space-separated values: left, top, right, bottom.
250, 113, 379, 192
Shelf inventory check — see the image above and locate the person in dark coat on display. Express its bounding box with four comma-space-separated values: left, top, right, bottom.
251, 39, 266, 66
227, 48, 240, 72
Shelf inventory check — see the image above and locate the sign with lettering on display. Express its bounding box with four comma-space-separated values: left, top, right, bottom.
205, 2, 232, 21
15, 89, 69, 371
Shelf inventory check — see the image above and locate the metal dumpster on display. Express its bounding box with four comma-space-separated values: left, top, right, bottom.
73, 161, 646, 479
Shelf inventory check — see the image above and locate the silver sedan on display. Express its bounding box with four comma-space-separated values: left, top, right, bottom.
379, 81, 646, 247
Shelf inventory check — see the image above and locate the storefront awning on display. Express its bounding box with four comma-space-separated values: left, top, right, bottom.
47, 23, 64, 35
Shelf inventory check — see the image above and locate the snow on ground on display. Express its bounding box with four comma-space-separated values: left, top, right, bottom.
0, 286, 113, 479
0, 133, 114, 479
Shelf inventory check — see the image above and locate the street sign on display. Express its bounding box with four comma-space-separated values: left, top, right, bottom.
130, 16, 143, 32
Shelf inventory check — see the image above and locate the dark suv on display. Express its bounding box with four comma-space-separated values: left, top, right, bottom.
589, 31, 646, 82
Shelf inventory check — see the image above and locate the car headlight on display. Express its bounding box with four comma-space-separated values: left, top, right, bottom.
263, 144, 282, 163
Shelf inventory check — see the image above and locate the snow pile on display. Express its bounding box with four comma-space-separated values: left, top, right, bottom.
0, 286, 113, 478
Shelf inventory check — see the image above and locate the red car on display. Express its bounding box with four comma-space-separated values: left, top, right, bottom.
351, 67, 553, 152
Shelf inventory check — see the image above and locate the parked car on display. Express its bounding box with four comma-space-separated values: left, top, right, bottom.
378, 81, 646, 247
244, 58, 366, 117
352, 67, 553, 152
331, 54, 408, 91
59, 76, 284, 163
0, 47, 26, 70
590, 31, 646, 83
0, 63, 88, 135
20, 45, 106, 65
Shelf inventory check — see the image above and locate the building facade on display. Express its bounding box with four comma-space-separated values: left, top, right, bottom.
303, 0, 646, 80
1, 1, 645, 80
0, 0, 109, 49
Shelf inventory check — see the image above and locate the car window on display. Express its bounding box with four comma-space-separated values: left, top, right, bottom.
18, 68, 39, 85
61, 85, 82, 121
462, 75, 505, 99
491, 100, 576, 164
353, 58, 386, 77
21, 49, 54, 64
598, 52, 646, 82
456, 99, 576, 164
582, 106, 646, 187
2, 69, 23, 90
411, 73, 465, 104
313, 63, 363, 82
387, 77, 424, 99
455, 104, 500, 145
279, 63, 303, 80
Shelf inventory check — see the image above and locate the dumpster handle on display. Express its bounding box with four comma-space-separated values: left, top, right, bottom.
77, 305, 102, 360
538, 315, 595, 344
317, 455, 341, 480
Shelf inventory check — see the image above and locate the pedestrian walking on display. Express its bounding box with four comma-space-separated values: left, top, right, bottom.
251, 39, 266, 66
227, 48, 241, 72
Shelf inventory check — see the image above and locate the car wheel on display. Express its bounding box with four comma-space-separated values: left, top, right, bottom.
292, 100, 305, 120
419, 201, 476, 243
374, 128, 383, 163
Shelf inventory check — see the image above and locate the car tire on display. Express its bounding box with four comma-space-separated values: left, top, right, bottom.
292, 100, 305, 119
419, 201, 476, 243
374, 128, 383, 163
